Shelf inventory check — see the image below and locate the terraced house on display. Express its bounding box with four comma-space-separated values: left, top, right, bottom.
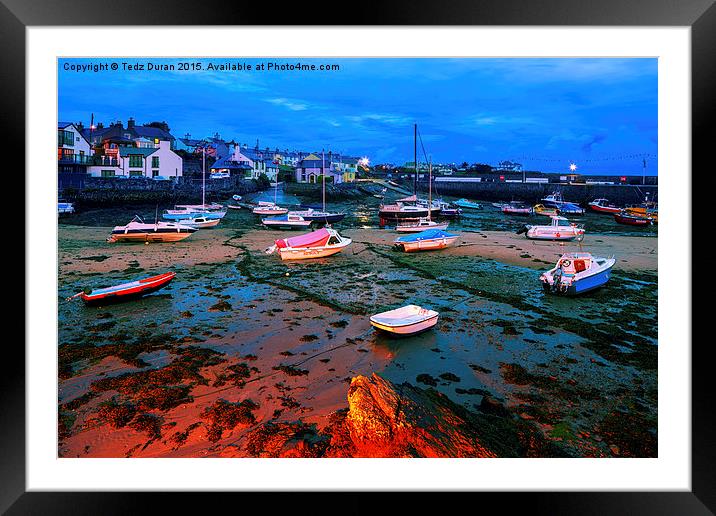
86, 140, 182, 179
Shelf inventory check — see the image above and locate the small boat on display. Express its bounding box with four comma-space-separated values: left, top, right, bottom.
370, 305, 439, 336
177, 215, 221, 229
67, 272, 176, 306
541, 192, 585, 215
394, 228, 459, 253
540, 253, 615, 296
289, 208, 346, 224
556, 202, 585, 215
107, 216, 196, 243
232, 194, 242, 201
454, 198, 482, 210
163, 209, 226, 221
518, 215, 585, 241
502, 201, 534, 216
266, 227, 352, 260
262, 213, 313, 229
174, 203, 225, 212
395, 218, 450, 233
533, 204, 560, 217
226, 204, 243, 210
435, 201, 461, 219
58, 201, 75, 215
374, 188, 388, 199
588, 198, 621, 214
614, 211, 654, 226
252, 201, 289, 216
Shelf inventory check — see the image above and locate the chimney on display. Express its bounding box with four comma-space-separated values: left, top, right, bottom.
76, 122, 84, 132
97, 122, 104, 129
127, 118, 135, 129
184, 133, 191, 139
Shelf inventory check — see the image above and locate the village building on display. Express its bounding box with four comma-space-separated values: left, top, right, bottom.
58, 122, 92, 174
86, 140, 182, 179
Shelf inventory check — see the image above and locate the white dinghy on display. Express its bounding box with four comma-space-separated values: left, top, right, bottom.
369, 304, 439, 336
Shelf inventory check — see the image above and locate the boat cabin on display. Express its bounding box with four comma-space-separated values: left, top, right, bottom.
550, 216, 574, 227
556, 253, 593, 274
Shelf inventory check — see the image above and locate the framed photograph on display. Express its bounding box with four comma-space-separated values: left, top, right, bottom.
6, 0, 713, 512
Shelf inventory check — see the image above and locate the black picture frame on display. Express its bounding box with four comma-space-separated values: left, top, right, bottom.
5, 0, 713, 513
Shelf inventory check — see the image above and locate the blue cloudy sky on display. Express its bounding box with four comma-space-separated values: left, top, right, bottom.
59, 58, 657, 175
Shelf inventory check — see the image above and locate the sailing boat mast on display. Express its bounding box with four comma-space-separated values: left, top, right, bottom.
413, 123, 417, 196
202, 146, 206, 208
428, 156, 432, 221
322, 149, 326, 212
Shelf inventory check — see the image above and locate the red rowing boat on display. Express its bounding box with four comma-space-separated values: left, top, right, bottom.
613, 212, 653, 226
588, 198, 622, 214
68, 272, 176, 305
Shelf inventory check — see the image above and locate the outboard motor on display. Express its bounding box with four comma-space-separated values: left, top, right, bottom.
515, 224, 530, 235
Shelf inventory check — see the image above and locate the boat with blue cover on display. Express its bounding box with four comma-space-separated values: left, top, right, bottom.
454, 198, 482, 210
540, 252, 615, 296
540, 192, 585, 215
394, 228, 459, 252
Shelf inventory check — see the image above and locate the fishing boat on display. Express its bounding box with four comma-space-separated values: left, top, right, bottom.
370, 305, 439, 336
454, 198, 482, 210
394, 228, 459, 253
107, 216, 196, 243
614, 210, 654, 226
540, 253, 616, 296
262, 213, 313, 229
533, 204, 560, 217
58, 200, 75, 215
588, 198, 621, 214
67, 272, 176, 306
492, 202, 508, 209
540, 192, 585, 215
518, 215, 585, 241
266, 227, 352, 260
502, 201, 534, 216
177, 215, 221, 229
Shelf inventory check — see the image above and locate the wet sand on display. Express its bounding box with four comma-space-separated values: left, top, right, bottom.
58, 217, 657, 458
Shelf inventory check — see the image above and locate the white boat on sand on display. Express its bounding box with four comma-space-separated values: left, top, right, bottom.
266, 227, 351, 260
370, 305, 439, 336
253, 201, 289, 216
518, 215, 585, 241
395, 217, 450, 233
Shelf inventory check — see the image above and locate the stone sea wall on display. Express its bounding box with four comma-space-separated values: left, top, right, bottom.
59, 175, 263, 207
418, 180, 658, 205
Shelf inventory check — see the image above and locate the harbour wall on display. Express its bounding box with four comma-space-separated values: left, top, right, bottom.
418, 181, 658, 205
58, 174, 263, 207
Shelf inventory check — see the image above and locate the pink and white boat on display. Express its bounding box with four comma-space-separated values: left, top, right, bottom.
266, 227, 352, 261
252, 201, 289, 216
370, 305, 439, 336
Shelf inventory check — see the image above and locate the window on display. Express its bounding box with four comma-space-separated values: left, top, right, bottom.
58, 129, 74, 147
152, 170, 159, 177
101, 170, 115, 178
129, 170, 143, 177
151, 156, 159, 168
129, 155, 143, 168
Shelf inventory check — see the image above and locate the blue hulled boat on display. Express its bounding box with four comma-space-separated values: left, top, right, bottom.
540, 252, 615, 296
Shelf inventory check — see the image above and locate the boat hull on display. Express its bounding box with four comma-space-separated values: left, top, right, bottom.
503, 208, 533, 216
526, 228, 584, 241
108, 230, 195, 243
253, 208, 289, 216
278, 239, 352, 260
614, 213, 653, 226
541, 266, 612, 296
370, 314, 439, 335
302, 213, 346, 223
589, 204, 621, 214
263, 221, 312, 229
396, 236, 458, 252
163, 211, 226, 221
81, 272, 175, 305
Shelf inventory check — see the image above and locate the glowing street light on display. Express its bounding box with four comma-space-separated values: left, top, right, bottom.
358, 157, 370, 167
569, 162, 578, 172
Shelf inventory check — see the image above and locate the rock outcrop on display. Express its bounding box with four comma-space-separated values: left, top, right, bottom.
243, 373, 562, 458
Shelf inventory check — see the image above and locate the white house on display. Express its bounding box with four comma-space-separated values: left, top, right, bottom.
87, 140, 183, 179
58, 122, 92, 174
